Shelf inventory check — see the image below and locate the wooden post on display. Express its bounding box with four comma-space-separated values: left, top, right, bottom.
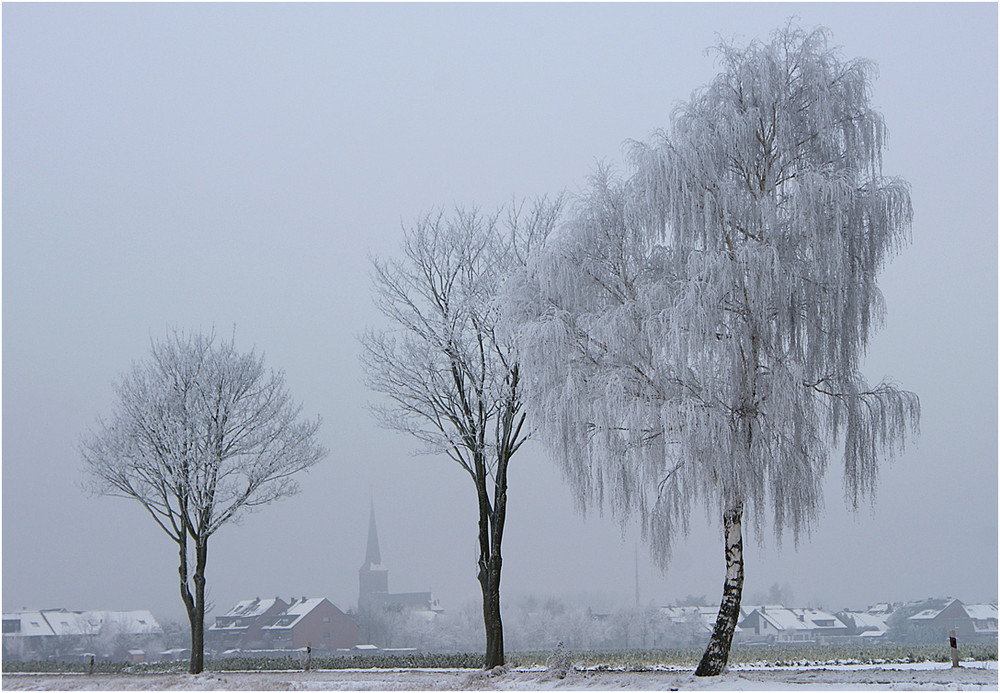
88, 655, 95, 675
949, 629, 960, 668
304, 643, 312, 672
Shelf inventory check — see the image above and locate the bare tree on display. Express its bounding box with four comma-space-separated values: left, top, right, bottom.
508, 23, 919, 676
81, 329, 326, 673
361, 200, 559, 668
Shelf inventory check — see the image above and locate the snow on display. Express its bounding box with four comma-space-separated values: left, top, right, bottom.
3, 612, 56, 637
750, 607, 844, 633
261, 598, 325, 631
839, 611, 890, 633
963, 604, 998, 620
3, 662, 996, 690
221, 599, 282, 620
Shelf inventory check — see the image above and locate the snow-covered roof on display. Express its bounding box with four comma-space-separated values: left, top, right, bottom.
261, 598, 325, 630
208, 622, 249, 631
750, 607, 844, 632
660, 606, 699, 618
43, 611, 99, 637
3, 611, 56, 637
1, 609, 160, 637
838, 611, 889, 632
907, 598, 964, 622
963, 604, 998, 620
224, 598, 283, 619
660, 605, 747, 620
659, 606, 744, 633
740, 605, 783, 619
77, 610, 162, 635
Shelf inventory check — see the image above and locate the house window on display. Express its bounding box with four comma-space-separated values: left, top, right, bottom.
2, 620, 20, 633
322, 617, 330, 624
323, 632, 331, 639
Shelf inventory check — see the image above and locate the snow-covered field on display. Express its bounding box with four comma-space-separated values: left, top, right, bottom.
3, 662, 997, 690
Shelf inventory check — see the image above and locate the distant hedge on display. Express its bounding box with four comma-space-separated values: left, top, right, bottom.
4, 641, 996, 674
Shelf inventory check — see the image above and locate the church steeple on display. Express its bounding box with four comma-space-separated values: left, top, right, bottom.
359, 500, 389, 609
363, 499, 381, 568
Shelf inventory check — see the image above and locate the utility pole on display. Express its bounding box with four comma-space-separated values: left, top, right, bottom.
634, 544, 640, 608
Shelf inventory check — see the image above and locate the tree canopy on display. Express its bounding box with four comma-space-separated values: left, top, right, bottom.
511, 24, 919, 558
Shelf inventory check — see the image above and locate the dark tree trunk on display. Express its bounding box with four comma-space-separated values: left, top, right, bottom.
474, 446, 509, 670
179, 536, 209, 674
479, 559, 504, 669
695, 503, 745, 677
191, 539, 208, 674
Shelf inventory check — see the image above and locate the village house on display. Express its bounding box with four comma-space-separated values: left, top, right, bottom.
208, 597, 359, 655
835, 610, 890, 639
206, 597, 289, 652
962, 604, 999, 640
658, 605, 749, 643
260, 597, 359, 652
1, 608, 163, 661
738, 606, 849, 643
907, 599, 998, 642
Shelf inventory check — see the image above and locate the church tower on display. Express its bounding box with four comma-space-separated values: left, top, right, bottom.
358, 501, 389, 610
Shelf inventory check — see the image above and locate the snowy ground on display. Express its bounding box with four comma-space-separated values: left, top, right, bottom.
3, 662, 997, 691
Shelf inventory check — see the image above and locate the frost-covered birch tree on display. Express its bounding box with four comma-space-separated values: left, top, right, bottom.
81, 330, 326, 674
507, 24, 919, 676
361, 200, 559, 668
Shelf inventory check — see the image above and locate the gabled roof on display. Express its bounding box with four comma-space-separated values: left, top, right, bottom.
74, 610, 161, 635
2, 610, 161, 637
42, 611, 99, 637
261, 598, 326, 630
747, 607, 844, 631
224, 598, 283, 619
2, 611, 56, 637
659, 606, 744, 633
867, 602, 894, 615
837, 611, 889, 632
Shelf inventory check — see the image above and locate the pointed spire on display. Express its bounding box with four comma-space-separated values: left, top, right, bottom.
364, 499, 381, 568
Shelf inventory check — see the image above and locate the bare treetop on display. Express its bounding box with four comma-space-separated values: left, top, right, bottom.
83, 330, 325, 540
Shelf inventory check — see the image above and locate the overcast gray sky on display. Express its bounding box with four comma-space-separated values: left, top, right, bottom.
3, 3, 997, 624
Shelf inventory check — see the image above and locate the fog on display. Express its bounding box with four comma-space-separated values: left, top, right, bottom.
3, 3, 996, 627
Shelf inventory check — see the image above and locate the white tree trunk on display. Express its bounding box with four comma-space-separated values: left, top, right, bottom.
695, 503, 744, 677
